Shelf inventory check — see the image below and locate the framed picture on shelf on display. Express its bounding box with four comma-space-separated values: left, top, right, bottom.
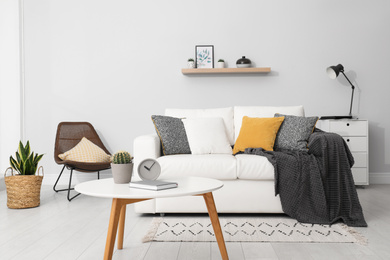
195, 45, 214, 68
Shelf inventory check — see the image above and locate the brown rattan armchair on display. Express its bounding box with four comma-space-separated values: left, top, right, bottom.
53, 122, 111, 201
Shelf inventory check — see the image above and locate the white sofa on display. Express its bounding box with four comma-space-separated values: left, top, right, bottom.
133, 106, 305, 214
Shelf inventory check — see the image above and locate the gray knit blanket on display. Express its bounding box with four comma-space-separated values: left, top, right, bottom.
244, 129, 367, 227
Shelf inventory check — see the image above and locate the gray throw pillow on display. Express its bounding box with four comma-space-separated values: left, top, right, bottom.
274, 114, 319, 151
151, 115, 191, 155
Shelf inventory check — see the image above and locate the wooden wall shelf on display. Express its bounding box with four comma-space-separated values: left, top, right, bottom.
181, 67, 271, 75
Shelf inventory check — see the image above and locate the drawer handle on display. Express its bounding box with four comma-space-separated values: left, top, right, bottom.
347, 123, 350, 126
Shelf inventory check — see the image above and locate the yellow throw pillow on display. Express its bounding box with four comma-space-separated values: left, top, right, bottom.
233, 116, 285, 154
58, 137, 110, 163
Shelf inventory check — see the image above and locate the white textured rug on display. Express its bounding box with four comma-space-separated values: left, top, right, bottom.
143, 217, 366, 244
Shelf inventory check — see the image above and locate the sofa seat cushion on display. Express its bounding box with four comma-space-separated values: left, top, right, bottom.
235, 154, 275, 180
157, 154, 237, 180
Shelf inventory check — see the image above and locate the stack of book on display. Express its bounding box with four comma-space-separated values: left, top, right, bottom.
129, 180, 178, 191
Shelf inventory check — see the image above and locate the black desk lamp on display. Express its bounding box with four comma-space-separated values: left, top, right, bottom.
321, 64, 355, 120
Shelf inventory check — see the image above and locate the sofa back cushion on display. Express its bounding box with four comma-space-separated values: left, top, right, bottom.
233, 106, 305, 141
165, 107, 235, 145
157, 154, 237, 180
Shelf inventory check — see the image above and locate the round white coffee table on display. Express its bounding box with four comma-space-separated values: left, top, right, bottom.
75, 177, 228, 260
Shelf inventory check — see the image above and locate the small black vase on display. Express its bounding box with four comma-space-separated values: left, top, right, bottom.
236, 56, 251, 68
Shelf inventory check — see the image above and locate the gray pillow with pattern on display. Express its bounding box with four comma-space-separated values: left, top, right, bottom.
274, 114, 319, 151
151, 115, 191, 155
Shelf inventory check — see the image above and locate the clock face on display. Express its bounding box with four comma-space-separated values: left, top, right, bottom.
137, 158, 161, 181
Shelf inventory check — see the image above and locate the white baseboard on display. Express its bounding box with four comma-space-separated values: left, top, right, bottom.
369, 172, 390, 184
0, 172, 113, 190
0, 177, 5, 191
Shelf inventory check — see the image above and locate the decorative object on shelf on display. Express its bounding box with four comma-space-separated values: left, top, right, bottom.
195, 45, 214, 68
111, 150, 133, 184
217, 59, 225, 68
236, 56, 251, 68
5, 141, 44, 209
187, 58, 195, 68
321, 64, 356, 120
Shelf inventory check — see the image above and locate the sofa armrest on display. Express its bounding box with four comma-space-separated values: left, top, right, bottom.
133, 134, 161, 179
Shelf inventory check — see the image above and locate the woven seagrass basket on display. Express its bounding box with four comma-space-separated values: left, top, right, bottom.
4, 166, 44, 209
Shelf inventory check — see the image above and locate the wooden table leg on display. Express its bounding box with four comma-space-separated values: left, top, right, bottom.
202, 192, 229, 260
117, 204, 126, 249
103, 198, 149, 260
104, 198, 125, 260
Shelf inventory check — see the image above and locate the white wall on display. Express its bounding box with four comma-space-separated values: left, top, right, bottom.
0, 0, 21, 190
20, 0, 390, 184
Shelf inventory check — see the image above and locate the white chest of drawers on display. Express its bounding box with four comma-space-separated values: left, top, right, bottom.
317, 119, 369, 185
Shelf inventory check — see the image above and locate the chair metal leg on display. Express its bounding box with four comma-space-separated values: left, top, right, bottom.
53, 165, 104, 201
53, 165, 80, 201
53, 165, 66, 192
67, 168, 81, 201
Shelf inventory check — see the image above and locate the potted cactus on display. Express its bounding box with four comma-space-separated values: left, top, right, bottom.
111, 150, 134, 184
187, 58, 195, 68
217, 59, 225, 68
5, 141, 44, 209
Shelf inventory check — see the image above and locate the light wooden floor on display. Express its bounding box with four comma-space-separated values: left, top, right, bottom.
1, 184, 390, 260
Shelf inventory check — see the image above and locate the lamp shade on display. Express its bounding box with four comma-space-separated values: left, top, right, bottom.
326, 64, 344, 79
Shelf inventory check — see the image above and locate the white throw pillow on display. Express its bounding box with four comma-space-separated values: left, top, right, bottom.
182, 118, 232, 155
165, 107, 234, 145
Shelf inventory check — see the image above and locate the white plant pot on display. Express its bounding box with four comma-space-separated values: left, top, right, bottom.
187, 61, 195, 68
111, 163, 133, 184
217, 62, 225, 68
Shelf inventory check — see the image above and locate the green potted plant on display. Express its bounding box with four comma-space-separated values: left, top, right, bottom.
111, 151, 134, 184
187, 58, 195, 68
5, 141, 44, 209
217, 59, 225, 68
